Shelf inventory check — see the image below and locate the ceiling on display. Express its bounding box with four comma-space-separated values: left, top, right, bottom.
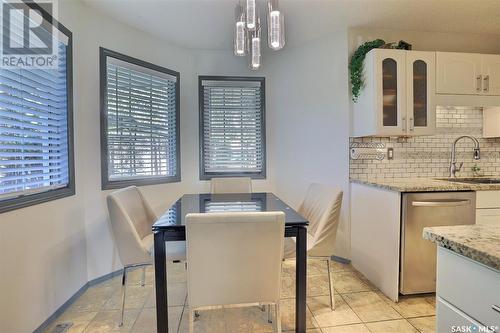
81, 0, 500, 50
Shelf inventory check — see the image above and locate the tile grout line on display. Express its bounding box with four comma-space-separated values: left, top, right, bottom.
336, 289, 421, 331
79, 312, 98, 333
128, 279, 154, 333
177, 293, 188, 333
307, 265, 361, 330
336, 291, 369, 331
406, 318, 424, 333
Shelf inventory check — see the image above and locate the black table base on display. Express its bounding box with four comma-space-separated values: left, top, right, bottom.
154, 225, 307, 333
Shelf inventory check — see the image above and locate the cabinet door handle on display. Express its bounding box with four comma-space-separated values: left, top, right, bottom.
477, 75, 482, 92
402, 116, 407, 132
409, 117, 414, 131
484, 75, 490, 92
493, 304, 500, 314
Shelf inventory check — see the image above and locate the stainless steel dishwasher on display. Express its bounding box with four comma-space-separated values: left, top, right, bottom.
400, 191, 476, 295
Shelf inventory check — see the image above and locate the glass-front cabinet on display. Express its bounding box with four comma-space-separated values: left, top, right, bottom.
382, 58, 399, 128
352, 49, 435, 137
406, 51, 436, 136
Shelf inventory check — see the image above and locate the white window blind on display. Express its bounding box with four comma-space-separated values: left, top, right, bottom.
104, 56, 178, 182
201, 79, 264, 176
205, 200, 263, 213
0, 41, 69, 200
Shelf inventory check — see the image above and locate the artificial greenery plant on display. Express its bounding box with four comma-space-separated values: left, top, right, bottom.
349, 39, 385, 102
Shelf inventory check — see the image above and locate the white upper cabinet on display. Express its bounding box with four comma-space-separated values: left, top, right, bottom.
436, 52, 482, 95
483, 107, 500, 138
482, 54, 500, 95
352, 49, 435, 137
437, 52, 500, 96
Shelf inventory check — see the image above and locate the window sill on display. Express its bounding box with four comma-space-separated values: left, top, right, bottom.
0, 186, 75, 214
200, 173, 266, 180
101, 175, 181, 190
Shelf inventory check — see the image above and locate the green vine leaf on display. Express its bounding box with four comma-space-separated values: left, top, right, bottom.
349, 39, 385, 102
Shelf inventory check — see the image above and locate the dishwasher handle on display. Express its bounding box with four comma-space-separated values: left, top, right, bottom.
411, 199, 471, 207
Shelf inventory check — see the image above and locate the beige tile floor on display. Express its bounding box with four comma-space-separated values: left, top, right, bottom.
44, 260, 436, 333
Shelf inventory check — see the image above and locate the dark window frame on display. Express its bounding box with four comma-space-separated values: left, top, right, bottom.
99, 48, 181, 190
198, 75, 266, 180
0, 1, 75, 214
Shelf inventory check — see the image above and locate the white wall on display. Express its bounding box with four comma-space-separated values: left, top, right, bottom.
0, 195, 87, 333
266, 33, 352, 258
66, 0, 196, 282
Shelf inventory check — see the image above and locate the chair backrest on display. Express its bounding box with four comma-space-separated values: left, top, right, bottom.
106, 186, 156, 266
298, 183, 343, 257
186, 212, 285, 308
210, 177, 252, 194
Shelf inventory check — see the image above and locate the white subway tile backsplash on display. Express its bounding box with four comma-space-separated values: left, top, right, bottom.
350, 106, 500, 180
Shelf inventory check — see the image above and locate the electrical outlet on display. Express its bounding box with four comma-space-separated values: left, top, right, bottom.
387, 148, 394, 160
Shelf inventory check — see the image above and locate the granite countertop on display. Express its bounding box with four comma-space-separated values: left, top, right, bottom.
423, 225, 500, 271
351, 177, 500, 192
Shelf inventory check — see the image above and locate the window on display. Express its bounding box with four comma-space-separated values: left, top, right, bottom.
100, 48, 180, 189
199, 76, 266, 179
0, 3, 74, 213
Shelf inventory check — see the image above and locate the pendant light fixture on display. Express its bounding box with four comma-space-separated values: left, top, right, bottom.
232, 0, 285, 70
267, 0, 284, 50
249, 18, 261, 70
234, 2, 247, 56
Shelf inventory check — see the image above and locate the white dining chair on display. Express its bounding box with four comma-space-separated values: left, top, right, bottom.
210, 177, 252, 193
185, 211, 285, 333
283, 183, 343, 310
106, 186, 186, 326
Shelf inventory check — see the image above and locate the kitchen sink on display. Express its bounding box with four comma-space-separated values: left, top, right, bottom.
437, 177, 500, 184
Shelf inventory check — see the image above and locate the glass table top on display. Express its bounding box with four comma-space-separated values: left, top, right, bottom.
152, 192, 308, 231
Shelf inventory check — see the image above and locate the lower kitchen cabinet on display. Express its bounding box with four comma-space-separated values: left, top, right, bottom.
436, 247, 500, 332
437, 298, 484, 332
351, 182, 402, 301
476, 191, 500, 226
476, 209, 500, 226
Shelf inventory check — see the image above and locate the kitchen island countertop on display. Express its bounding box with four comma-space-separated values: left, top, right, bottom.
423, 224, 500, 271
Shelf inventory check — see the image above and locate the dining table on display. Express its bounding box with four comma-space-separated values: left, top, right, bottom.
152, 192, 309, 333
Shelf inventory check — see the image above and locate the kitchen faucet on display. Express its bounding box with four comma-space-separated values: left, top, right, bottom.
449, 135, 481, 178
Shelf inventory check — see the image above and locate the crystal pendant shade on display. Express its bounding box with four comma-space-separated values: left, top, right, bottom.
267, 0, 284, 50
234, 8, 247, 57
249, 19, 261, 70
246, 0, 256, 30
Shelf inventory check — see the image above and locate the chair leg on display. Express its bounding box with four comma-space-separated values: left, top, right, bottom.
119, 266, 127, 327
140, 266, 146, 287
274, 303, 281, 333
189, 309, 194, 333
327, 259, 335, 310
267, 304, 272, 323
